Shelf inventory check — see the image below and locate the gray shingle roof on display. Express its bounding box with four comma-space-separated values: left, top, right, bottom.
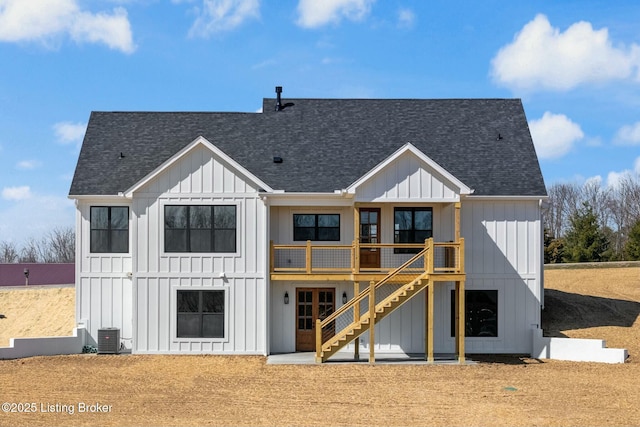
69, 98, 547, 197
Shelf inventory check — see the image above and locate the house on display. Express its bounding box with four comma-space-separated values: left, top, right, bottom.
69, 87, 547, 362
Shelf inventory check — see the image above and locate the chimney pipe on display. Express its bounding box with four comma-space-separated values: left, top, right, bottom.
275, 86, 283, 111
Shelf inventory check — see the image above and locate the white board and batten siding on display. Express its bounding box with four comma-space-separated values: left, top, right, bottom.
355, 151, 460, 203
75, 200, 134, 349
132, 144, 268, 354
76, 143, 269, 355
459, 198, 543, 354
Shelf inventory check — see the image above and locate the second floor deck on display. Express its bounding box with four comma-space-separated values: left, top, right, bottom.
270, 238, 465, 282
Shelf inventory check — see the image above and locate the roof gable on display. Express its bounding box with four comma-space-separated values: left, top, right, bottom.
124, 136, 273, 197
347, 143, 472, 202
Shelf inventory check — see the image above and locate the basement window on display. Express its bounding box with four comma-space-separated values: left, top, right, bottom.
177, 290, 225, 338
450, 290, 498, 338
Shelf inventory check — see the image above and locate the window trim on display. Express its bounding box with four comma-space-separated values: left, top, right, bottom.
293, 213, 341, 242
172, 286, 229, 342
89, 206, 130, 254
163, 204, 239, 254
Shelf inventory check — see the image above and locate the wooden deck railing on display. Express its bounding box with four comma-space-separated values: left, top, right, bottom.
270, 238, 464, 275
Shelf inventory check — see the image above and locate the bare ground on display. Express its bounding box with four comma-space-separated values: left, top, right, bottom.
0, 268, 639, 427
0, 286, 75, 347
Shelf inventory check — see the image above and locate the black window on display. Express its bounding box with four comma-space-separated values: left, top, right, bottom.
165, 205, 236, 253
450, 290, 498, 337
177, 290, 225, 338
293, 214, 340, 241
90, 206, 129, 253
394, 207, 432, 253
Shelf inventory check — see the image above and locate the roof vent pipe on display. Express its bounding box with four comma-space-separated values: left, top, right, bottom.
275, 86, 283, 111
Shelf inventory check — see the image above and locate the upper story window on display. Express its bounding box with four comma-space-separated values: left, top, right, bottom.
293, 214, 340, 241
394, 207, 432, 253
164, 205, 236, 253
90, 206, 129, 253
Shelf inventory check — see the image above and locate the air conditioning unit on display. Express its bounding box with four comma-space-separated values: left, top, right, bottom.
97, 328, 121, 354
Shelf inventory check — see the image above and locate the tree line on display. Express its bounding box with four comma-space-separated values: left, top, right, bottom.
0, 227, 75, 263
544, 173, 640, 263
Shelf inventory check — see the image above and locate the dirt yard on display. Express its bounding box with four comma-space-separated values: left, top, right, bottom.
0, 286, 75, 347
0, 268, 639, 427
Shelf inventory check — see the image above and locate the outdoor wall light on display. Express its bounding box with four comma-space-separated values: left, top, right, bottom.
342, 291, 348, 304
23, 268, 29, 278
284, 291, 289, 305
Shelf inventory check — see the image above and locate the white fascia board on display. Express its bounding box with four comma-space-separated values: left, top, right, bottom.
346, 142, 473, 195
68, 194, 130, 203
263, 192, 353, 207
123, 136, 274, 198
464, 195, 549, 202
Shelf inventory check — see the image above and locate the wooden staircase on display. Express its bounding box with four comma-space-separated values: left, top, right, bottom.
315, 247, 431, 363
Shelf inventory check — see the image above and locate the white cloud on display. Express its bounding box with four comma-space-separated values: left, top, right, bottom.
596, 156, 640, 188
529, 112, 584, 159
0, 0, 135, 53
606, 171, 627, 188
397, 8, 415, 29
187, 0, 260, 37
296, 0, 374, 28
53, 121, 87, 145
16, 160, 42, 170
614, 121, 640, 145
0, 193, 74, 243
491, 14, 640, 92
2, 186, 31, 201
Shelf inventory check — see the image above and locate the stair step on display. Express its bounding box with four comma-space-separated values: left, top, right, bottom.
318, 271, 431, 362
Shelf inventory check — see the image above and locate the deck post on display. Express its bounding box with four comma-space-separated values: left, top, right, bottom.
315, 319, 323, 363
269, 240, 274, 273
354, 281, 360, 360
368, 280, 375, 364
427, 238, 434, 274
353, 239, 360, 274
306, 240, 312, 274
354, 205, 360, 274
455, 202, 461, 242
456, 280, 466, 364
425, 281, 434, 363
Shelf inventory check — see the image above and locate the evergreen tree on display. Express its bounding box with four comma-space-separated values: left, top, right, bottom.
543, 228, 565, 264
563, 203, 610, 263
625, 220, 640, 260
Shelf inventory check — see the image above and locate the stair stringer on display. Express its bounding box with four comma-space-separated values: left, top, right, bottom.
319, 273, 431, 362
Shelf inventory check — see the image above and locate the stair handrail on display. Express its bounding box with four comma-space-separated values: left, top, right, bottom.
316, 241, 432, 351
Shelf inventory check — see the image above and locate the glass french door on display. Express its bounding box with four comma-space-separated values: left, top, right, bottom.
295, 288, 335, 352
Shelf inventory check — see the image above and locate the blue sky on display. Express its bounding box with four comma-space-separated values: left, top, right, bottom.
1, 0, 640, 244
